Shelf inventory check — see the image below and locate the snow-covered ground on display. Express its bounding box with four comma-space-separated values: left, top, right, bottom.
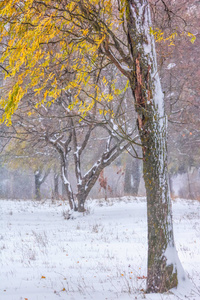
1, 197, 200, 300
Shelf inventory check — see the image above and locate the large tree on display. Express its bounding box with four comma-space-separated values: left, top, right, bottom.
0, 0, 194, 292
120, 1, 183, 292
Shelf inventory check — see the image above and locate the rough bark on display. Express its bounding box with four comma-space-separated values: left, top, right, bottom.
125, 0, 185, 292
77, 187, 87, 212
141, 110, 179, 292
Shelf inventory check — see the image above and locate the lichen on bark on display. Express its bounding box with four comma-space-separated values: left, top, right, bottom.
126, 0, 184, 292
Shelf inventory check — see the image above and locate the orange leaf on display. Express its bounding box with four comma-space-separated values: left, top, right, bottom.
41, 276, 46, 279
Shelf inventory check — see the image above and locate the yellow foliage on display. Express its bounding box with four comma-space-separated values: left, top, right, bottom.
1, 0, 114, 122
187, 32, 196, 44
0, 0, 195, 125
149, 27, 196, 45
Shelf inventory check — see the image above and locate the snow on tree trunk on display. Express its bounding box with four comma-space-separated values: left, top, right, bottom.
126, 0, 185, 292
46, 134, 77, 211
61, 162, 77, 211
73, 143, 87, 212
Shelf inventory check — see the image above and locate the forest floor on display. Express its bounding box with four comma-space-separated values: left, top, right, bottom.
1, 196, 200, 300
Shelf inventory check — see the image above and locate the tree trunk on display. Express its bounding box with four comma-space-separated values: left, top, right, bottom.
62, 181, 67, 198
126, 0, 185, 292
61, 160, 77, 211
124, 155, 140, 196
34, 170, 41, 200
187, 169, 194, 200
78, 165, 104, 212
46, 133, 76, 208
77, 187, 87, 212
34, 168, 50, 201
141, 111, 179, 292
53, 172, 59, 200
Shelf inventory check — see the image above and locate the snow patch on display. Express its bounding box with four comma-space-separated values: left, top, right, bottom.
167, 63, 176, 70
164, 246, 186, 282
0, 198, 200, 299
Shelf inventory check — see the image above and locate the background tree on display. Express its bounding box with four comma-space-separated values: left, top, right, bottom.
1, 134, 57, 200
151, 0, 200, 199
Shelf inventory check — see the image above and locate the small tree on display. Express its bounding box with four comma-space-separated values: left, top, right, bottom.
34, 167, 50, 200
44, 96, 133, 212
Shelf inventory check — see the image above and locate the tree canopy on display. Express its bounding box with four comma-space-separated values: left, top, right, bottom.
0, 1, 196, 124
0, 0, 132, 124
